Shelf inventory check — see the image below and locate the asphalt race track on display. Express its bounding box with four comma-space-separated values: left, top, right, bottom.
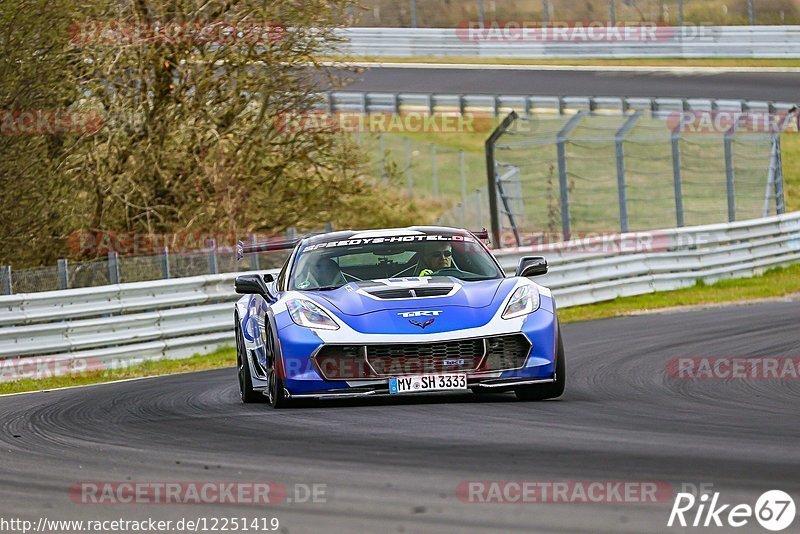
343, 66, 800, 102
1, 299, 798, 533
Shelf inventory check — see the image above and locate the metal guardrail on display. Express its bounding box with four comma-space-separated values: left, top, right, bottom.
1, 212, 799, 380
326, 92, 798, 117
338, 26, 800, 58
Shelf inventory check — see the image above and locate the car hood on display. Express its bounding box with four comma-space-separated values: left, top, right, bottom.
301, 277, 520, 335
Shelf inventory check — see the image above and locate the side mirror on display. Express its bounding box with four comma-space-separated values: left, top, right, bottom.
516, 256, 548, 277
235, 273, 275, 296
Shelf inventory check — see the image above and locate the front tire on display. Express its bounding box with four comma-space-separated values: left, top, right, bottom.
236, 320, 264, 404
265, 323, 292, 409
515, 329, 566, 401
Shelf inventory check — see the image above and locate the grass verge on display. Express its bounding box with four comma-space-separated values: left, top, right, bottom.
0, 346, 236, 396
3, 263, 799, 395
558, 263, 800, 323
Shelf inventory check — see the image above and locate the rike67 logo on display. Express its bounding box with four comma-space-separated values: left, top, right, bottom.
668, 490, 796, 531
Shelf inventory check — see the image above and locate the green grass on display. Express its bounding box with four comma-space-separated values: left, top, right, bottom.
559, 263, 800, 323
0, 346, 236, 396
3, 264, 799, 395
781, 134, 800, 212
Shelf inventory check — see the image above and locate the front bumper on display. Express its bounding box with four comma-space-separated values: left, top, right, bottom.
286, 376, 557, 400
275, 301, 558, 396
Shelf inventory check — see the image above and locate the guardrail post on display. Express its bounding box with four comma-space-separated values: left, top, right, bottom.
359, 92, 367, 114
392, 93, 400, 114
249, 234, 260, 271
671, 129, 685, 227
160, 247, 171, 279
405, 136, 413, 196
614, 111, 641, 233
555, 111, 587, 240
724, 130, 736, 222
108, 251, 120, 284
1, 266, 11, 295
57, 258, 69, 289
327, 91, 335, 115
485, 111, 519, 247
206, 238, 218, 274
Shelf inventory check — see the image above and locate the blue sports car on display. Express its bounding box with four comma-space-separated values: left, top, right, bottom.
233, 227, 565, 408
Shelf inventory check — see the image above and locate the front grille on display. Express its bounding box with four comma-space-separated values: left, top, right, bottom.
367, 338, 484, 376
313, 334, 531, 380
367, 286, 453, 299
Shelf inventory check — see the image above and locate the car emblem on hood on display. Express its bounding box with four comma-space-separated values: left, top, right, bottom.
409, 318, 435, 329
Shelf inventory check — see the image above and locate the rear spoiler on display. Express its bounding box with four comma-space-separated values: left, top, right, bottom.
236, 238, 300, 261
470, 228, 489, 241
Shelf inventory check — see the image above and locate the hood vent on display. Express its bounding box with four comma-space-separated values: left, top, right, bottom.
367, 286, 454, 299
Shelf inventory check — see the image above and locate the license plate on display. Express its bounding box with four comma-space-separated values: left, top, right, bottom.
388, 374, 467, 394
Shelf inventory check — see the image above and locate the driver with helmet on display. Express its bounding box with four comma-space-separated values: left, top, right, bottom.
418, 241, 453, 276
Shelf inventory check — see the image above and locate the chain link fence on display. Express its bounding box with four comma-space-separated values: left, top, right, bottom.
474, 107, 786, 246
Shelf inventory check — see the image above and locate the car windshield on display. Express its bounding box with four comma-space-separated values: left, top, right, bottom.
288, 230, 504, 290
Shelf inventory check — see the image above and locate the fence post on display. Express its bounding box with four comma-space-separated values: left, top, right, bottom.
206, 238, 218, 274
748, 0, 755, 25
671, 130, 685, 227
774, 135, 786, 214
608, 0, 616, 24
476, 190, 484, 230
161, 247, 171, 279
460, 150, 467, 227
724, 129, 736, 222
108, 251, 120, 284
555, 111, 587, 240
1, 266, 11, 295
380, 133, 387, 184
677, 0, 683, 26
410, 0, 417, 28
614, 112, 641, 233
477, 0, 485, 24
405, 136, 413, 196
485, 111, 519, 247
249, 234, 260, 271
57, 258, 69, 289
542, 0, 550, 22
431, 143, 438, 196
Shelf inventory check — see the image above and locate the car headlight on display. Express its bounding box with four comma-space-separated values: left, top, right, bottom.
286, 298, 339, 330
501, 285, 540, 319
